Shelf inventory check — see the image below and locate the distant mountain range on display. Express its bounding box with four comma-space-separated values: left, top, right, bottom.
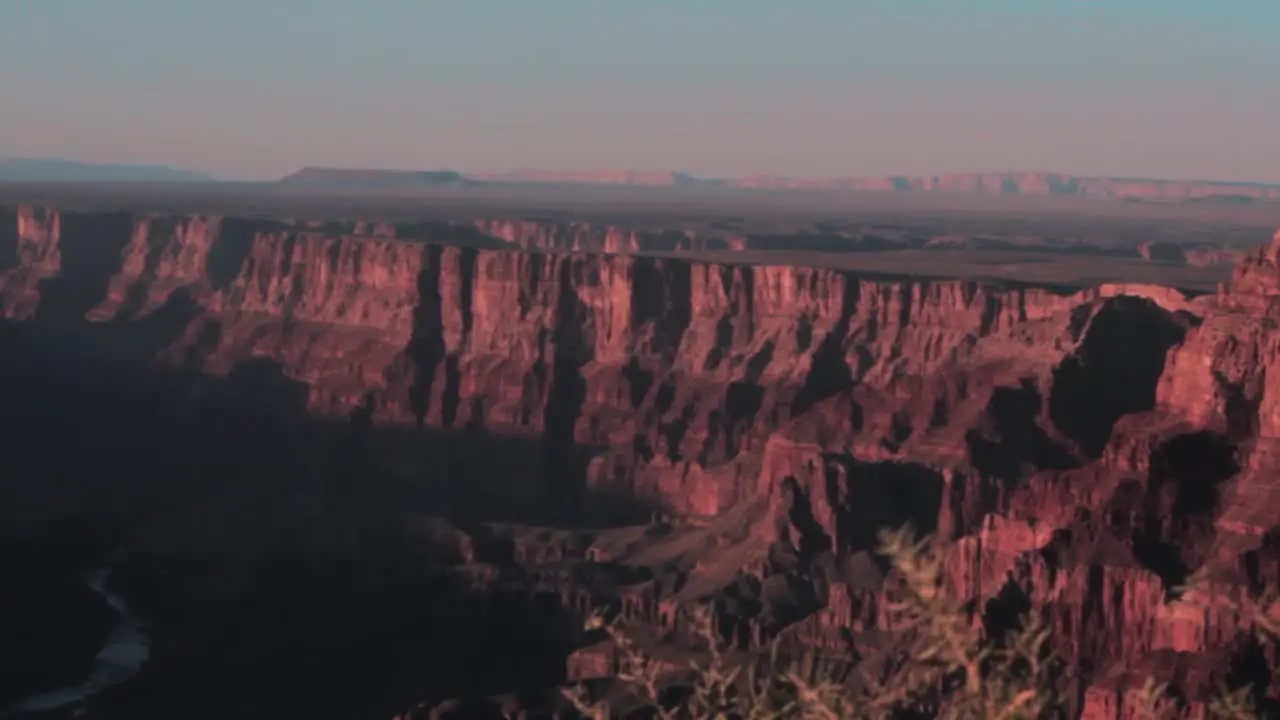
4, 157, 1277, 203
0, 157, 216, 183
280, 167, 1280, 202
277, 167, 472, 188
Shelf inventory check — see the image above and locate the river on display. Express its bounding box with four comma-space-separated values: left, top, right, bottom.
10, 566, 150, 714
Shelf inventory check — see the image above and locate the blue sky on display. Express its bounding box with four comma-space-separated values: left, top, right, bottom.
2, 0, 1276, 181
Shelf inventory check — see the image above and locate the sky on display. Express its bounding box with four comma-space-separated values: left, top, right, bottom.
1, 0, 1277, 182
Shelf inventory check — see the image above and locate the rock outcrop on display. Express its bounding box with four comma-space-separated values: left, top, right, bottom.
2, 207, 1278, 717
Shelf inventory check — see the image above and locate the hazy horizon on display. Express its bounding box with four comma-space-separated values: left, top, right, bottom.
3, 1, 1275, 183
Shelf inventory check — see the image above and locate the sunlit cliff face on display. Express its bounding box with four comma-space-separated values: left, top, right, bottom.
2, 208, 1280, 717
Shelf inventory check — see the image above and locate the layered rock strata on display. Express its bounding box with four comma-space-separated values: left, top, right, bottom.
2, 207, 1278, 716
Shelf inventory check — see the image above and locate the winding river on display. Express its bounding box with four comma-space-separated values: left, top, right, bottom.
11, 566, 150, 714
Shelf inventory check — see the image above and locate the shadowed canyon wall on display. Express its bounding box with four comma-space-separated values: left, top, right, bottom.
3, 207, 1280, 717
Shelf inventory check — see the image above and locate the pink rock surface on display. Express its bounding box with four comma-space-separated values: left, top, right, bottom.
3, 206, 1279, 714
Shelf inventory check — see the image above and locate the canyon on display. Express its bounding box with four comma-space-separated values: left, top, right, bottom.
1, 199, 1279, 718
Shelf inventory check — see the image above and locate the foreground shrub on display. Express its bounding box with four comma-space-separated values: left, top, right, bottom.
563, 526, 1276, 720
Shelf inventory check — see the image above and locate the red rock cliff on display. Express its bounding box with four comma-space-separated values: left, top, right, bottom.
2, 206, 1277, 714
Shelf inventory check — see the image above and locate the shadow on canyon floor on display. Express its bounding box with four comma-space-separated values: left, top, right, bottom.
0, 207, 16, 273
0, 318, 651, 718
32, 212, 134, 327
1134, 430, 1240, 590
1049, 296, 1189, 458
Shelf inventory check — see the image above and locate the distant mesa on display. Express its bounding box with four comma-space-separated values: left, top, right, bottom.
281, 166, 1280, 202
11, 155, 1276, 203
468, 169, 1280, 202
278, 167, 473, 188
276, 167, 728, 190
0, 157, 215, 183
464, 168, 729, 188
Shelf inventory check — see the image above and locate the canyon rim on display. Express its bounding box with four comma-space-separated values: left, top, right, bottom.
1, 204, 1279, 718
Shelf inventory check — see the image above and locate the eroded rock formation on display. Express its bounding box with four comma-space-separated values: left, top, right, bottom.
2, 208, 1278, 717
